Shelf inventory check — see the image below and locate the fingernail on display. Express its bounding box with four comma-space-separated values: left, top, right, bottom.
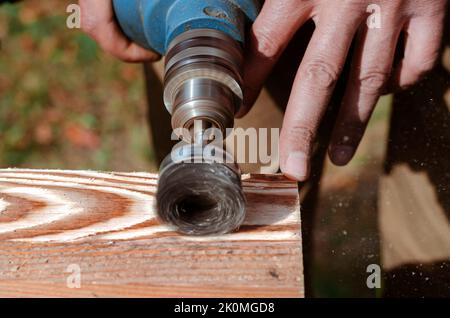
282, 151, 309, 181
331, 146, 355, 166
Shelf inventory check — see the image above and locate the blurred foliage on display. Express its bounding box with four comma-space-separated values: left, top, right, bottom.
0, 0, 156, 171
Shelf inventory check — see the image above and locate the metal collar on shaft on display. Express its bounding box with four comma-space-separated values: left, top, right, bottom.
163, 29, 244, 136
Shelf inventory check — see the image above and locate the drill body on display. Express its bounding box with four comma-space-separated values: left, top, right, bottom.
112, 0, 261, 235
113, 0, 260, 54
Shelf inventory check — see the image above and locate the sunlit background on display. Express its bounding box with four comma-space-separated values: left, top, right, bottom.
0, 0, 394, 297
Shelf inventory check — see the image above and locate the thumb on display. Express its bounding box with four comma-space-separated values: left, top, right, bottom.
236, 0, 312, 118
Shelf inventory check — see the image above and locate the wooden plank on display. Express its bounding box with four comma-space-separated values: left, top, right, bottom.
380, 164, 450, 270
0, 169, 303, 298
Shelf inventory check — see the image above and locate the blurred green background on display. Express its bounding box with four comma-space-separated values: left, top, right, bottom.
0, 0, 392, 297
0, 0, 156, 171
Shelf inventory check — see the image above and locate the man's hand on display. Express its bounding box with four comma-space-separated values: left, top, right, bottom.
240, 0, 447, 181
79, 0, 159, 62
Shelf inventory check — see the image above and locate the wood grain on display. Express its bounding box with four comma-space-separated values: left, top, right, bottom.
380, 164, 450, 269
0, 169, 303, 298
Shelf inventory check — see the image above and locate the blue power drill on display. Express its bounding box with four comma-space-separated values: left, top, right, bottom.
112, 0, 261, 235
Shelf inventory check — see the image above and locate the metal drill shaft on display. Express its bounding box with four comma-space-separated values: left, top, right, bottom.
164, 29, 244, 135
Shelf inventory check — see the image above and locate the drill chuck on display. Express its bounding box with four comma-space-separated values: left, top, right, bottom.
164, 29, 244, 137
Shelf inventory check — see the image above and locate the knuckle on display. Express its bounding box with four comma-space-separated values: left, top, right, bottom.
413, 55, 438, 75
80, 19, 97, 35
358, 71, 389, 94
402, 55, 438, 87
253, 28, 283, 60
340, 0, 368, 10
301, 60, 339, 91
284, 124, 316, 154
80, 13, 100, 35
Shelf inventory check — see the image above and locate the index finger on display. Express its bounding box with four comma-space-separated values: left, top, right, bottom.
280, 10, 362, 180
